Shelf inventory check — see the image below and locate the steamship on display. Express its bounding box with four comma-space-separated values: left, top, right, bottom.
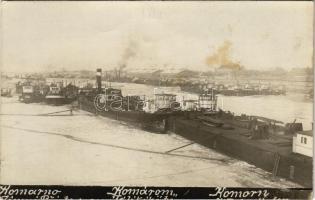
78, 69, 182, 132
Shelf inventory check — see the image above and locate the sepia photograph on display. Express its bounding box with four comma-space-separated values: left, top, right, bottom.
0, 1, 313, 199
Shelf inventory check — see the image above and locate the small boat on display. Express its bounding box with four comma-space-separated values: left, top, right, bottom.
45, 83, 79, 105
19, 85, 45, 103
1, 88, 12, 97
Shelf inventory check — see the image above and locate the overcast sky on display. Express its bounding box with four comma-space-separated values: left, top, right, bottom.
1, 1, 313, 72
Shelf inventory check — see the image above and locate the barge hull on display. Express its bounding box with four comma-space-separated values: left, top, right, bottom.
168, 117, 312, 187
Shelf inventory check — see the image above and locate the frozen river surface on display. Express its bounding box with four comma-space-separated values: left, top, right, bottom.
0, 97, 300, 187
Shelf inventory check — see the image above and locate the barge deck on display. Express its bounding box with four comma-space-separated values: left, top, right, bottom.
167, 116, 312, 187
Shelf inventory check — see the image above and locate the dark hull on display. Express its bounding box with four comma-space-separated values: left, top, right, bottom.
78, 96, 171, 133
45, 96, 76, 105
166, 115, 312, 187
1, 93, 12, 97
19, 94, 44, 103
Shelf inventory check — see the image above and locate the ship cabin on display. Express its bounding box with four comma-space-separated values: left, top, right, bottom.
45, 86, 66, 100
182, 100, 198, 111
292, 130, 313, 157
48, 86, 62, 95
198, 94, 217, 111
19, 85, 36, 102
22, 85, 34, 94
143, 93, 179, 113
154, 93, 177, 109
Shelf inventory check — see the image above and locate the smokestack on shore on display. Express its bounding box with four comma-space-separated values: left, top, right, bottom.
96, 68, 102, 93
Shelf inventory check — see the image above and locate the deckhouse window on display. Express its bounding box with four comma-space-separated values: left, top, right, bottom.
300, 136, 308, 144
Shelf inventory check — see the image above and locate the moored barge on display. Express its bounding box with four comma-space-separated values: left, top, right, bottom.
165, 109, 312, 187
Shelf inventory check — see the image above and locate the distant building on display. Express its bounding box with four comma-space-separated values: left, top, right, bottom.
292, 130, 313, 157
175, 70, 200, 79
288, 68, 313, 82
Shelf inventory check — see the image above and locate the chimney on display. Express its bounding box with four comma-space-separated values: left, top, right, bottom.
96, 68, 102, 93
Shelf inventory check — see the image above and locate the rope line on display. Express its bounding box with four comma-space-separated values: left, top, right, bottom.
1, 125, 229, 163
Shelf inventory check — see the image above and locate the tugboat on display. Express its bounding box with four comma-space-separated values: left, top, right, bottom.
18, 83, 45, 103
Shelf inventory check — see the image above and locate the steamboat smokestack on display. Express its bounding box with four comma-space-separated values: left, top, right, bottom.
96, 68, 102, 93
